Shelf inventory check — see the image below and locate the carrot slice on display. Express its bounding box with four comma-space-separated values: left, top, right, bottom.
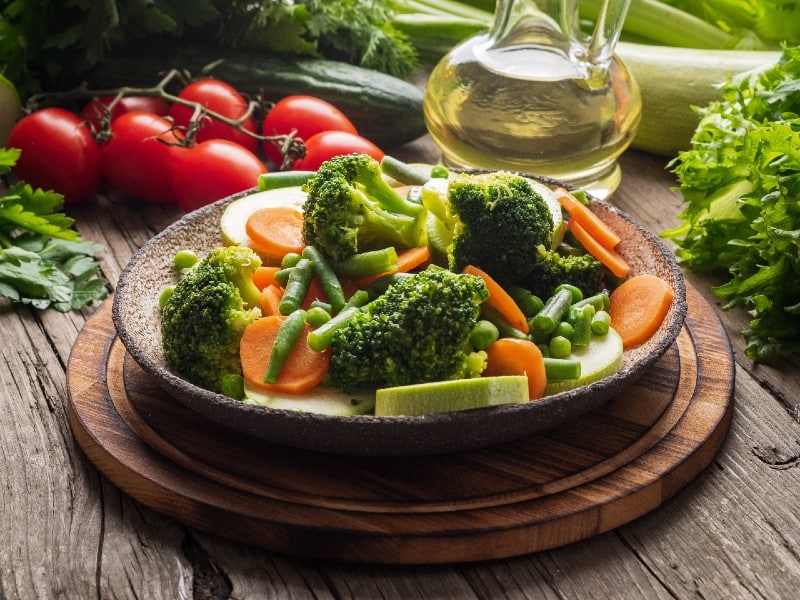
608, 274, 674, 349
567, 217, 630, 279
245, 206, 305, 261
555, 188, 621, 250
462, 264, 529, 334
240, 316, 330, 394
259, 284, 284, 317
353, 246, 431, 288
483, 338, 547, 400
252, 266, 282, 291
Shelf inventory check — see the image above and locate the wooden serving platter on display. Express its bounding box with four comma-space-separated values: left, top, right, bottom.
66, 283, 734, 565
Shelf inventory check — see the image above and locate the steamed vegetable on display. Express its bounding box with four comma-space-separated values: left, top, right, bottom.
421, 172, 558, 284
328, 265, 489, 392
301, 153, 427, 262
160, 245, 263, 394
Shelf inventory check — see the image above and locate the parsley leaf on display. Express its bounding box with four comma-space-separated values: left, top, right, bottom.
0, 148, 109, 312
664, 45, 800, 362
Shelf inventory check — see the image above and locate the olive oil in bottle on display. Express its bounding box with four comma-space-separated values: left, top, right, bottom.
423, 1, 641, 198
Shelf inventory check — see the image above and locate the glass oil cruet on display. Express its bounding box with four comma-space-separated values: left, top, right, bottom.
423, 0, 641, 199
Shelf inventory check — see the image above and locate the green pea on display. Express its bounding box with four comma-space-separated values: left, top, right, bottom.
158, 286, 175, 309
552, 321, 574, 340
548, 335, 572, 359
469, 320, 500, 351
173, 250, 198, 270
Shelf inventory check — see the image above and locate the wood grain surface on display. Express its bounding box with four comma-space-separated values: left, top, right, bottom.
2, 145, 799, 599
66, 281, 733, 565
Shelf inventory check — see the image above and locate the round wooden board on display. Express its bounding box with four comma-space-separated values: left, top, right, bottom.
66, 283, 734, 565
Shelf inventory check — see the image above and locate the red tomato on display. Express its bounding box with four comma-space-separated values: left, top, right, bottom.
100, 111, 183, 203
296, 131, 384, 171
7, 107, 101, 204
168, 79, 257, 153
80, 96, 170, 131
261, 95, 358, 167
172, 139, 267, 212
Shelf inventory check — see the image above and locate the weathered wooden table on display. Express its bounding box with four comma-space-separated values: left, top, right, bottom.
2, 139, 799, 599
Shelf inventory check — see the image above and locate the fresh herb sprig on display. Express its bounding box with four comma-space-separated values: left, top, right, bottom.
0, 148, 109, 312
663, 45, 800, 362
0, 0, 418, 99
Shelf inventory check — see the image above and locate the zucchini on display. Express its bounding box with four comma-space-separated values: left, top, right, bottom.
87, 42, 427, 148
617, 42, 780, 157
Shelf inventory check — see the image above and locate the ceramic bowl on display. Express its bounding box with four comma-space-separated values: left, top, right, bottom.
112, 178, 687, 456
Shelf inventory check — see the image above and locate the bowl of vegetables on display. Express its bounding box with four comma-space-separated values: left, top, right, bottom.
112, 155, 687, 456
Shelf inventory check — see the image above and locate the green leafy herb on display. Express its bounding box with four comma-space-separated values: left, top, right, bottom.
663, 45, 800, 362
0, 148, 108, 312
0, 0, 417, 98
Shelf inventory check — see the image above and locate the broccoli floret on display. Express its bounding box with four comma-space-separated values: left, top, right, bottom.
329, 265, 489, 392
422, 171, 558, 285
521, 245, 606, 300
302, 153, 427, 262
160, 245, 262, 393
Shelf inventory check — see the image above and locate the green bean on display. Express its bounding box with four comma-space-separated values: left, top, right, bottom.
573, 291, 611, 312
554, 283, 583, 303
507, 285, 545, 318
380, 155, 431, 185
274, 267, 293, 287
306, 305, 361, 351
173, 249, 199, 270
543, 358, 581, 380
345, 289, 371, 308
264, 309, 307, 384
281, 252, 302, 268
309, 299, 332, 313
278, 258, 314, 315
469, 320, 500, 350
302, 245, 346, 312
258, 170, 315, 190
571, 304, 595, 348
333, 247, 399, 279
306, 306, 332, 328
591, 310, 612, 336
481, 304, 531, 341
548, 335, 572, 359
530, 288, 573, 338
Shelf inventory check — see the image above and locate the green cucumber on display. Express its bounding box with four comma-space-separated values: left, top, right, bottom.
243, 382, 376, 416
375, 375, 529, 417
617, 42, 780, 157
87, 42, 427, 147
544, 327, 624, 396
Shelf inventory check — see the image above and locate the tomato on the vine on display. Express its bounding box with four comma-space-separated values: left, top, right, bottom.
261, 95, 358, 168
172, 139, 267, 212
80, 96, 170, 131
7, 107, 101, 204
296, 131, 384, 171
169, 79, 257, 153
100, 111, 183, 204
